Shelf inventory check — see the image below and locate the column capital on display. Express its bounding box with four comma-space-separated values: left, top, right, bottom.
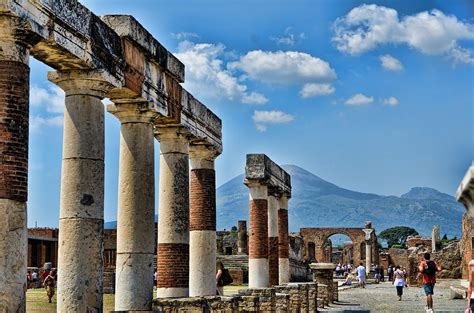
0, 14, 37, 63
48, 69, 119, 98
278, 194, 289, 210
189, 144, 220, 170
107, 102, 157, 124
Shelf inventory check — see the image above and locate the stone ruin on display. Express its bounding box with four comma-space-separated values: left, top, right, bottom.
0, 1, 225, 311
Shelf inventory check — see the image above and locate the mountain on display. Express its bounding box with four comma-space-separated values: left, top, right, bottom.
217, 165, 465, 237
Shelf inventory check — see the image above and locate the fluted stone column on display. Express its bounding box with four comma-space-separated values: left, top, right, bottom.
278, 195, 290, 284
108, 103, 156, 310
268, 194, 279, 286
365, 241, 372, 271
189, 145, 219, 297
0, 15, 31, 313
248, 183, 269, 288
238, 220, 248, 255
49, 70, 114, 312
156, 127, 190, 298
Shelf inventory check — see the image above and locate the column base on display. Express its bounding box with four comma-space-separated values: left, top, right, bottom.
249, 258, 269, 288
156, 287, 189, 298
189, 230, 216, 297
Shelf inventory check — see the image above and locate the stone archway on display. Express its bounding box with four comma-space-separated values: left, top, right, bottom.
300, 226, 378, 267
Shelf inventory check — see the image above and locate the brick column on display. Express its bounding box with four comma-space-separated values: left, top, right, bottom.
108, 103, 156, 310
49, 70, 114, 312
268, 194, 279, 286
247, 183, 269, 288
0, 15, 31, 313
278, 195, 290, 284
156, 127, 190, 298
238, 220, 248, 255
189, 145, 219, 297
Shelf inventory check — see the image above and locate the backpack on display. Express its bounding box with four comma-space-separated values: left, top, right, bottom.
424, 260, 437, 276
219, 269, 233, 286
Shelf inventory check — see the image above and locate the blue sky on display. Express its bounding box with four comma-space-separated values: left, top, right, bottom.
28, 1, 473, 227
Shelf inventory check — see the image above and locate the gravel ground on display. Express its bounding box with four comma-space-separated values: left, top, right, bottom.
320, 279, 467, 313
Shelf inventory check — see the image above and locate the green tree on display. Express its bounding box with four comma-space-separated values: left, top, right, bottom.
379, 226, 419, 248
442, 234, 448, 240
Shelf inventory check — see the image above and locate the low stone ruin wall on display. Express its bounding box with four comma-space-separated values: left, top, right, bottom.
152, 282, 317, 312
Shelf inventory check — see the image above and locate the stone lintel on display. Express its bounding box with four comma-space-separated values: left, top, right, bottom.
456, 164, 474, 209
244, 154, 291, 198
100, 15, 184, 83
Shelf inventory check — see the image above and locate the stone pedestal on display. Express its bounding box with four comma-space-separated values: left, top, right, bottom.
108, 103, 156, 310
0, 15, 30, 313
310, 263, 336, 304
50, 70, 114, 313
189, 145, 219, 297
156, 127, 190, 298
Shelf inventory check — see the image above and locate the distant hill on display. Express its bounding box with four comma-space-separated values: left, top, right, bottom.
216, 165, 464, 237
105, 165, 465, 237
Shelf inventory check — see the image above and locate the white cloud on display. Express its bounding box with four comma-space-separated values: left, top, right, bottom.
228, 50, 336, 85
299, 83, 335, 98
383, 96, 399, 106
30, 115, 63, 131
270, 27, 306, 46
333, 4, 474, 64
30, 85, 64, 113
252, 110, 295, 132
174, 41, 267, 104
379, 54, 404, 71
345, 93, 374, 106
171, 32, 200, 41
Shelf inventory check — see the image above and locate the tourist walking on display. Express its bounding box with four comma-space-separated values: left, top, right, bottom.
419, 252, 441, 313
356, 262, 366, 288
392, 265, 405, 301
43, 269, 56, 303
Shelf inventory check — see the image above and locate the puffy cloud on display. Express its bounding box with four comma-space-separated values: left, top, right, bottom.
383, 96, 399, 106
333, 4, 474, 64
252, 110, 295, 132
379, 54, 404, 71
345, 93, 374, 106
299, 83, 335, 98
228, 50, 336, 85
29, 85, 65, 132
270, 27, 306, 46
171, 32, 200, 41
174, 41, 267, 104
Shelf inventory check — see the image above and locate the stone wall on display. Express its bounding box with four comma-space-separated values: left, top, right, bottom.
407, 235, 432, 249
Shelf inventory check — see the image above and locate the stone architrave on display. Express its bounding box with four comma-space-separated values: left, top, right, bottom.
237, 220, 248, 255
244, 154, 291, 288
189, 144, 220, 297
108, 102, 157, 310
0, 14, 33, 313
156, 127, 190, 298
432, 225, 440, 252
49, 70, 116, 312
362, 228, 374, 272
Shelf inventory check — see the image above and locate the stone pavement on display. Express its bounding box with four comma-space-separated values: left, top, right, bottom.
319, 279, 467, 313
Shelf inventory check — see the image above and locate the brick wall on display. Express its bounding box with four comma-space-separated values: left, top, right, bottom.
0, 61, 29, 202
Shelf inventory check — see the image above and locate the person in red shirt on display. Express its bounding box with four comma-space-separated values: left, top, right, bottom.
418, 252, 441, 313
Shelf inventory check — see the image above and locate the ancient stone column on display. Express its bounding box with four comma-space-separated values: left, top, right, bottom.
432, 225, 440, 252
268, 194, 279, 286
248, 183, 269, 288
49, 70, 113, 312
278, 195, 290, 284
189, 144, 219, 297
108, 103, 156, 310
156, 127, 190, 298
238, 220, 248, 255
0, 15, 31, 313
365, 240, 372, 271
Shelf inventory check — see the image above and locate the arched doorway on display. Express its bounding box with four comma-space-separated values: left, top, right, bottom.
327, 233, 353, 265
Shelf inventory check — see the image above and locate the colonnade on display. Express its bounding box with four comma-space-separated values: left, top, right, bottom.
0, 8, 222, 312
244, 154, 292, 288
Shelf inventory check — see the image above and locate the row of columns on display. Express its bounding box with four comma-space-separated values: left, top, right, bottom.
247, 183, 290, 288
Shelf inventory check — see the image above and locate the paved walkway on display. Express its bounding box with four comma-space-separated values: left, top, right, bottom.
320, 279, 467, 313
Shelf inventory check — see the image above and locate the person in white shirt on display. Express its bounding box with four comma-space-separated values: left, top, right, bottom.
392, 265, 405, 301
356, 262, 366, 288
